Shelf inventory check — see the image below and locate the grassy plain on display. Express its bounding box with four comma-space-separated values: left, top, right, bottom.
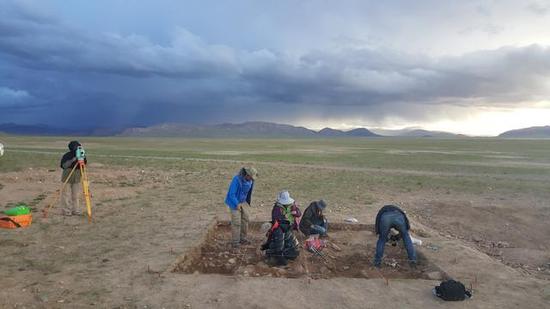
1, 136, 549, 307
2, 136, 550, 197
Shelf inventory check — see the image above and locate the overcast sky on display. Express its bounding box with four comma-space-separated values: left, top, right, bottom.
1, 0, 550, 135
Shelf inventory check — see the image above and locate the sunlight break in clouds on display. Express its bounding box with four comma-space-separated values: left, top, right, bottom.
424, 104, 550, 136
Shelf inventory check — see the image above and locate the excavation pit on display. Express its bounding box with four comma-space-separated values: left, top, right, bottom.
173, 221, 444, 279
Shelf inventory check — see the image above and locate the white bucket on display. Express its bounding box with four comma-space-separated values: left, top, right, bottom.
411, 236, 423, 246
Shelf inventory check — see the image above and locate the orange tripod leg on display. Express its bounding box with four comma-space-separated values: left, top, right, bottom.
79, 162, 93, 222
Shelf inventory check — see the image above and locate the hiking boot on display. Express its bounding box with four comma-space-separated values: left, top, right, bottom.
373, 261, 381, 268
231, 242, 240, 249
266, 256, 288, 267
62, 208, 73, 216
409, 261, 418, 270
260, 242, 269, 251
286, 253, 299, 261
240, 239, 251, 245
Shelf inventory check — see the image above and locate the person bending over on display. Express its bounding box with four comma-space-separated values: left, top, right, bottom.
374, 204, 417, 268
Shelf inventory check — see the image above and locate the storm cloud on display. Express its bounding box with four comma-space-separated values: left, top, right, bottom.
1, 0, 549, 130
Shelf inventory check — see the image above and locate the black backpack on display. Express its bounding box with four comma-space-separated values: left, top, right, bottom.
434, 279, 472, 301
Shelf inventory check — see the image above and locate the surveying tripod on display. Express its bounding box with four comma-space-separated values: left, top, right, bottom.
43, 146, 93, 222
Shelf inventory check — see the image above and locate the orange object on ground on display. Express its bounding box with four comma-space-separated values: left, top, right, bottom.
0, 214, 32, 229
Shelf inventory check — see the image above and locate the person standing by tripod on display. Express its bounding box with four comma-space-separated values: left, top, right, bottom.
60, 141, 87, 216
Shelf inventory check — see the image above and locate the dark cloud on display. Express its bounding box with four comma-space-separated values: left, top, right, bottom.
1, 1, 550, 129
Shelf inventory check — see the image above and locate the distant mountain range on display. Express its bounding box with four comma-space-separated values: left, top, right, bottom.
499, 126, 550, 138
119, 122, 476, 138
2, 122, 548, 138
371, 127, 465, 138
121, 122, 381, 138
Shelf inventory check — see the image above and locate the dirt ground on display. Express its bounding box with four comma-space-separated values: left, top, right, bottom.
174, 221, 441, 280
1, 162, 550, 308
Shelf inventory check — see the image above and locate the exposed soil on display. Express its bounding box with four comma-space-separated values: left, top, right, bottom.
174, 221, 442, 280
407, 198, 550, 279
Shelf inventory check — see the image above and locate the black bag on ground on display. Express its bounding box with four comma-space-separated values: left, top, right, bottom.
434, 279, 472, 301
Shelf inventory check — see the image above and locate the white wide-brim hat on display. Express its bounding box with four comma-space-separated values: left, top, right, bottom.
277, 190, 295, 205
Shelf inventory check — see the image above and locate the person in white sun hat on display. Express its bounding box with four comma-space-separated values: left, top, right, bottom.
261, 190, 301, 266
276, 190, 302, 230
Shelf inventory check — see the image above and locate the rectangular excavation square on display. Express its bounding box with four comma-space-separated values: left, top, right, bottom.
173, 220, 443, 279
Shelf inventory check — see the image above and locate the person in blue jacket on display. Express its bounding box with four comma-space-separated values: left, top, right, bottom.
225, 167, 257, 248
